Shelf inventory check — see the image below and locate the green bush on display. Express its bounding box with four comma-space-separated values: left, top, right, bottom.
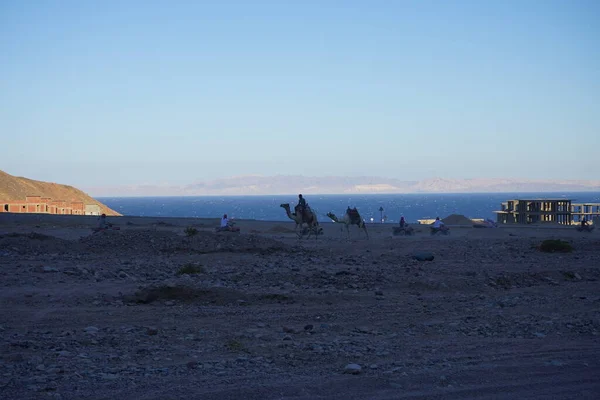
224, 339, 246, 352
184, 226, 198, 237
539, 239, 573, 253
176, 263, 205, 275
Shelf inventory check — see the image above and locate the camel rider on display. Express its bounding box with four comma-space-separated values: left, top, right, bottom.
297, 194, 307, 218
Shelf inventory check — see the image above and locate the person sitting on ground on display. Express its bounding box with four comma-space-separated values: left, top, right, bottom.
218, 213, 239, 232
581, 218, 588, 228
400, 216, 406, 228
221, 214, 229, 228
98, 213, 111, 229
93, 213, 113, 233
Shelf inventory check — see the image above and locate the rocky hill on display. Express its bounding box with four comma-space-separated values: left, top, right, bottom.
0, 170, 120, 216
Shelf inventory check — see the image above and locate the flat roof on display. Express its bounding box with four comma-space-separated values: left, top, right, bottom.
503, 199, 573, 201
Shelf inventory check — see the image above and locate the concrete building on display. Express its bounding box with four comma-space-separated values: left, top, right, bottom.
571, 203, 600, 223
495, 198, 600, 225
84, 204, 101, 216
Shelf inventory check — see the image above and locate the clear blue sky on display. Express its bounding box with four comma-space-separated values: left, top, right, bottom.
1, 0, 598, 187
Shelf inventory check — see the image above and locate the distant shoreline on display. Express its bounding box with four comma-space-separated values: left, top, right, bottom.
93, 190, 600, 198
0, 211, 583, 229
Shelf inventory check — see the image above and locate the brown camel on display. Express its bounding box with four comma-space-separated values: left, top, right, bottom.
280, 203, 321, 239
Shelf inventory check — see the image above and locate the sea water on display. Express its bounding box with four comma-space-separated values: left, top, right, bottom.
99, 192, 600, 223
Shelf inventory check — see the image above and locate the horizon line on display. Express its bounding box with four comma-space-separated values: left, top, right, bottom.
93, 190, 600, 199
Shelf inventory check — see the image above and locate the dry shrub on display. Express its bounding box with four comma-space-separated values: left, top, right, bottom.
176, 263, 205, 275
539, 239, 573, 253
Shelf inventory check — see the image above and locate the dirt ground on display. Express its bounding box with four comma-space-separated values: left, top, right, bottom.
1, 214, 599, 399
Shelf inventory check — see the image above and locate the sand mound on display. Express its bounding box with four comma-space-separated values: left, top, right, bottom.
79, 229, 289, 255
0, 232, 80, 254
124, 284, 295, 306
442, 214, 473, 225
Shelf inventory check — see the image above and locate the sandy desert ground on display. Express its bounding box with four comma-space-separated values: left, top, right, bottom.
1, 213, 599, 399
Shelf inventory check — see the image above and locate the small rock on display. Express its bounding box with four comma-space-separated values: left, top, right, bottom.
344, 363, 362, 374
146, 327, 159, 336
412, 252, 434, 262
375, 290, 384, 296
282, 326, 297, 334
369, 364, 379, 369
304, 324, 313, 331
42, 266, 59, 273
84, 326, 99, 334
533, 332, 546, 338
186, 361, 198, 369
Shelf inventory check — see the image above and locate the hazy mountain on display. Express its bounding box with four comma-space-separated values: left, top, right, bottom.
84, 176, 600, 197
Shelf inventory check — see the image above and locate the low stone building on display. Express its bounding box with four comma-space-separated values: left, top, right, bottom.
0, 196, 102, 216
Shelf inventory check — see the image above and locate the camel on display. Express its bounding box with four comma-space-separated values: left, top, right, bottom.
326, 208, 369, 239
279, 203, 321, 239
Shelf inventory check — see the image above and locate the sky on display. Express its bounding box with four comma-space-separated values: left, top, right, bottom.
1, 0, 599, 187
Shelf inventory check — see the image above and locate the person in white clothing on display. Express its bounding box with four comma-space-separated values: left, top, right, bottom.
431, 216, 450, 235
220, 214, 229, 228
217, 213, 240, 232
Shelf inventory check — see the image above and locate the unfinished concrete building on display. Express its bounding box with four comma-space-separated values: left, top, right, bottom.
495, 199, 600, 225
571, 203, 600, 223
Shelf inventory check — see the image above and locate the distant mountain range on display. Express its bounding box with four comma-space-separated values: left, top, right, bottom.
85, 176, 600, 197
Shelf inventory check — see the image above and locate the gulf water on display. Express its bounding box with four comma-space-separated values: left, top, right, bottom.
99, 192, 600, 223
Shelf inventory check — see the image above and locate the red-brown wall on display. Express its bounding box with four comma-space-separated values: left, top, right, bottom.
8, 203, 26, 213
0, 197, 91, 215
